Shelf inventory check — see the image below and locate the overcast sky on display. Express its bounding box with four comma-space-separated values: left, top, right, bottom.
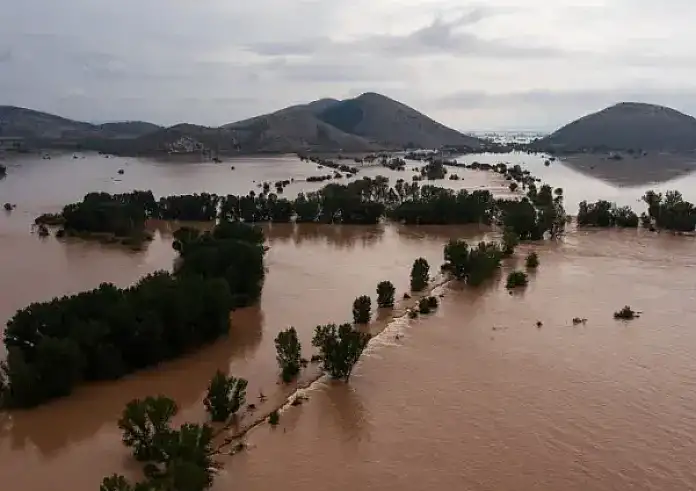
2, 0, 696, 130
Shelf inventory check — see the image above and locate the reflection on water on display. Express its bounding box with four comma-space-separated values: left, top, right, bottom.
265, 223, 384, 248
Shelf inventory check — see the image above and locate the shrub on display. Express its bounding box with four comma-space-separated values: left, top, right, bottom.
525, 252, 539, 269
268, 410, 280, 426
614, 306, 637, 320
418, 296, 439, 314
506, 271, 529, 289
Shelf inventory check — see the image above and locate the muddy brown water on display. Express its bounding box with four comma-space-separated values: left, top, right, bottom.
1, 153, 696, 490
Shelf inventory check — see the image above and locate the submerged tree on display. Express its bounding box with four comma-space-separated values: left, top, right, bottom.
442, 239, 503, 286
275, 327, 302, 383
312, 324, 371, 381
352, 295, 372, 324
525, 251, 540, 269
410, 258, 430, 291
376, 281, 396, 308
501, 228, 519, 257
118, 396, 179, 462
203, 371, 248, 422
506, 271, 529, 289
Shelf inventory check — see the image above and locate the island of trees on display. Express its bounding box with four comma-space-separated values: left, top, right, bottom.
0, 221, 266, 408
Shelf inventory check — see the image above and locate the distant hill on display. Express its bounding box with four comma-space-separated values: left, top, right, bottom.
537, 102, 696, 152
317, 92, 482, 149
0, 93, 482, 154
0, 106, 94, 140
98, 121, 162, 138
0, 106, 160, 142
223, 99, 379, 153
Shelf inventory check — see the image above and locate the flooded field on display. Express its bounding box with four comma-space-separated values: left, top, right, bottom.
1, 152, 696, 490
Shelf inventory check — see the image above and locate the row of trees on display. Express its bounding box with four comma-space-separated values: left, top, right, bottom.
41, 170, 568, 238
103, 366, 252, 491
576, 191, 696, 232
0, 222, 266, 408
642, 190, 696, 232
577, 200, 639, 228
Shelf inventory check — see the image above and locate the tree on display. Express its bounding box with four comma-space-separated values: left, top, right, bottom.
147, 423, 218, 491
502, 228, 519, 257
352, 295, 372, 324
118, 396, 179, 462
506, 271, 529, 289
410, 258, 430, 291
525, 252, 539, 269
442, 239, 502, 286
376, 281, 395, 308
312, 324, 371, 381
203, 370, 248, 422
275, 327, 302, 383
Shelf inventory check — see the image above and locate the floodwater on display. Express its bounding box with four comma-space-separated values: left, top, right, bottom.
1, 152, 696, 490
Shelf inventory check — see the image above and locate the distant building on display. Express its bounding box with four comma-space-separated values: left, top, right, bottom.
0, 136, 24, 151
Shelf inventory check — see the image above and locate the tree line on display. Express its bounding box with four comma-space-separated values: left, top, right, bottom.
0, 221, 266, 408
576, 191, 696, 232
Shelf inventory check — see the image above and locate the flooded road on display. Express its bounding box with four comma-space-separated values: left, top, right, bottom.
1, 153, 696, 490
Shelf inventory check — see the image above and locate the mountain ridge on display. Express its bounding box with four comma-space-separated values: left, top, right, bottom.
0, 93, 481, 155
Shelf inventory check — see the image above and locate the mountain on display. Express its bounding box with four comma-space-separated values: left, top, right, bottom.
0, 106, 94, 139
316, 92, 481, 149
223, 98, 379, 153
97, 121, 162, 138
537, 102, 696, 152
0, 93, 482, 154
0, 106, 160, 141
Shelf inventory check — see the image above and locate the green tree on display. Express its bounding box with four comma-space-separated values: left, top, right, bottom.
203, 370, 248, 422
376, 281, 396, 308
275, 327, 302, 383
442, 240, 502, 286
410, 258, 430, 291
118, 396, 179, 462
312, 324, 371, 381
148, 423, 218, 491
525, 252, 539, 269
506, 271, 529, 289
352, 295, 372, 324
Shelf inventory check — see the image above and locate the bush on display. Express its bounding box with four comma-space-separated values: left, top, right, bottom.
268, 410, 280, 426
376, 281, 396, 308
275, 327, 302, 383
506, 271, 529, 289
410, 258, 430, 291
203, 371, 248, 422
312, 324, 371, 381
352, 295, 372, 324
418, 296, 439, 314
525, 252, 539, 269
614, 306, 637, 320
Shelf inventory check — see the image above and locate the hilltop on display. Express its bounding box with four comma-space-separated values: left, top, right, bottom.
317, 92, 481, 149
0, 94, 481, 155
536, 102, 696, 152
